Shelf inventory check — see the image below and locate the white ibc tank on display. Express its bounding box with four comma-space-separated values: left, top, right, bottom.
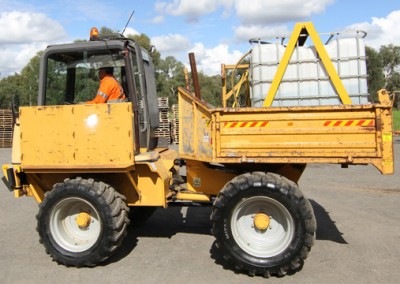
250, 31, 368, 107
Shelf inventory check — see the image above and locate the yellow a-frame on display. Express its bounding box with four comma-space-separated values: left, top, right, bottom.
263, 22, 352, 107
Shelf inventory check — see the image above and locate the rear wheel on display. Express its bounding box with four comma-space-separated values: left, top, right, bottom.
211, 172, 316, 277
37, 178, 129, 267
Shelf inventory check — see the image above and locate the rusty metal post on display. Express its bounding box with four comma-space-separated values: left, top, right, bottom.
189, 52, 201, 100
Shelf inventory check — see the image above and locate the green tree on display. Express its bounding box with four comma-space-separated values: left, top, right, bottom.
380, 44, 400, 80
379, 44, 400, 107
99, 26, 114, 36
0, 27, 190, 109
157, 56, 186, 105
0, 74, 22, 108
196, 73, 222, 107
19, 51, 42, 106
0, 52, 41, 108
380, 45, 400, 86
130, 33, 161, 67
366, 46, 385, 102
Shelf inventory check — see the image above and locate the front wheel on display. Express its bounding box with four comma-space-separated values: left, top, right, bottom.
36, 178, 130, 267
211, 172, 316, 277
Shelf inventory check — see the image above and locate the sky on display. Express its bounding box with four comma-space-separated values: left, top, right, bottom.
0, 0, 399, 78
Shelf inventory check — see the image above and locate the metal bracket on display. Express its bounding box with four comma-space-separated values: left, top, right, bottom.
263, 22, 352, 107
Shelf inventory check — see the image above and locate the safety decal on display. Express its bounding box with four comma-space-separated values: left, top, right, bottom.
193, 177, 201, 187
382, 133, 392, 142
323, 120, 374, 127
224, 121, 269, 128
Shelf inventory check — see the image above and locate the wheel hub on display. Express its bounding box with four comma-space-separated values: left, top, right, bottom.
76, 212, 91, 229
253, 212, 270, 231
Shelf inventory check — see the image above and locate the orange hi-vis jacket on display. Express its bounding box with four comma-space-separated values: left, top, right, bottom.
87, 75, 126, 104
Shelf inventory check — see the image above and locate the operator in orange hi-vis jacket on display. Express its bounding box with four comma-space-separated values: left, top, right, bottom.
86, 66, 126, 104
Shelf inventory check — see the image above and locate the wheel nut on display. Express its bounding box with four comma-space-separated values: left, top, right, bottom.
76, 212, 91, 229
253, 212, 270, 231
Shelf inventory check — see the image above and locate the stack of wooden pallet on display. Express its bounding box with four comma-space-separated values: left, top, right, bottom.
171, 104, 179, 144
155, 97, 171, 144
136, 98, 172, 144
0, 109, 13, 148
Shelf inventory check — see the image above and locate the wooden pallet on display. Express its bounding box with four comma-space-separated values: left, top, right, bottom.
0, 109, 13, 148
155, 98, 170, 143
137, 98, 171, 143
159, 111, 169, 120
0, 109, 12, 115
158, 97, 169, 109
0, 140, 12, 148
171, 104, 179, 144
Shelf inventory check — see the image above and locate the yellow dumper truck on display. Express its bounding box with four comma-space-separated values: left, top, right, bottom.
2, 23, 394, 277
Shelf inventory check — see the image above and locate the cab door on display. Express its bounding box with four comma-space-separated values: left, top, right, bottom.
126, 43, 160, 151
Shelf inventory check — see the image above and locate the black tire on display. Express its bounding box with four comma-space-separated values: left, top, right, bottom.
211, 172, 316, 277
36, 178, 130, 267
129, 206, 158, 227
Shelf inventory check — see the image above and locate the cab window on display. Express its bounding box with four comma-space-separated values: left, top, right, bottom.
45, 49, 126, 105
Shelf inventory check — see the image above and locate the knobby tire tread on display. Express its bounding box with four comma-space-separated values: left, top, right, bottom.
211, 172, 316, 278
36, 177, 129, 267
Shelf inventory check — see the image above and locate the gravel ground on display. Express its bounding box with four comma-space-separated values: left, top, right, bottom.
0, 139, 399, 284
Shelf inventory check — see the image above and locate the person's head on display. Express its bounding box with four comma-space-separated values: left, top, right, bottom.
98, 67, 114, 79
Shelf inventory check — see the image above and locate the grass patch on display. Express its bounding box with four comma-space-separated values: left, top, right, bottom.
393, 110, 400, 131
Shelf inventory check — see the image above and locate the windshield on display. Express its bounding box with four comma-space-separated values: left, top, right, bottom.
45, 48, 126, 105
